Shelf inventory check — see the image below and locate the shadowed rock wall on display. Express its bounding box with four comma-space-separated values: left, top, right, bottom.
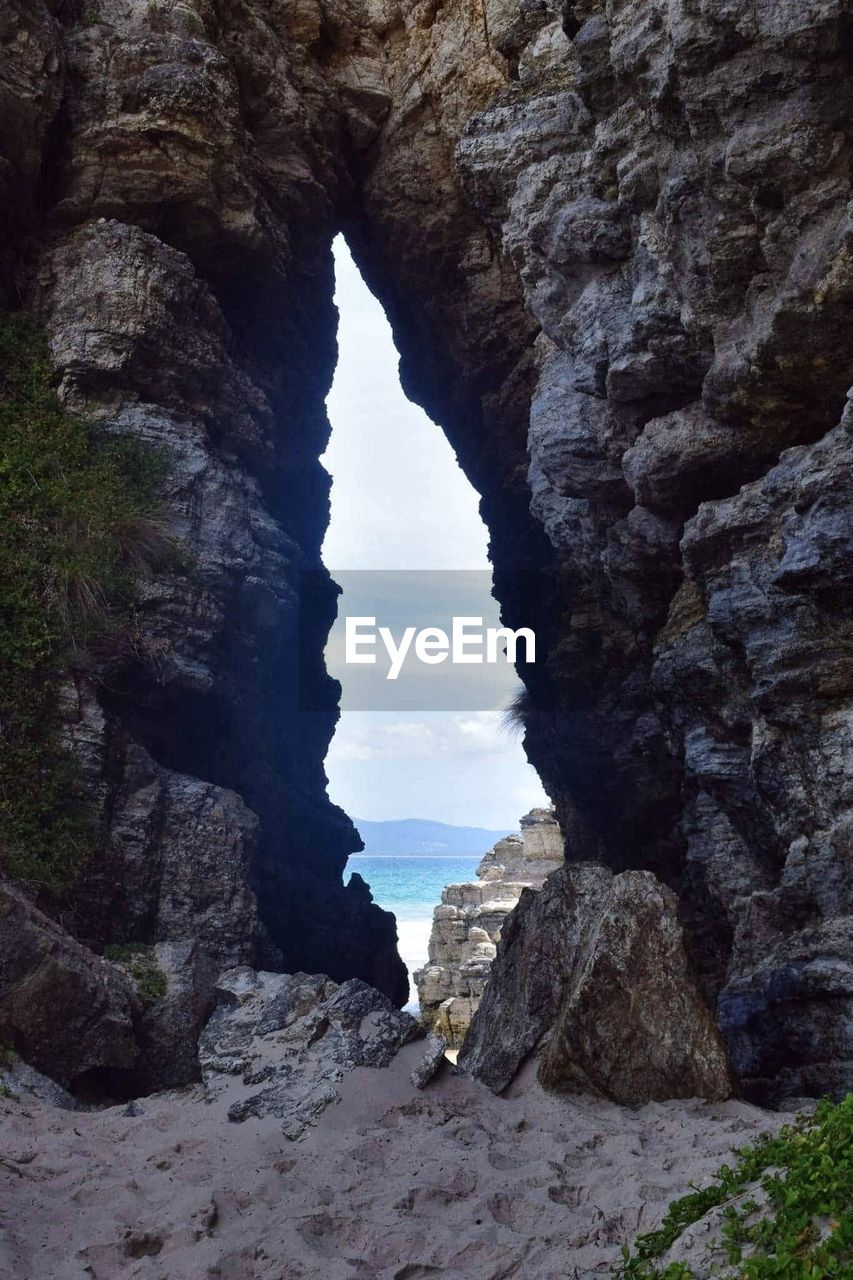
340, 0, 853, 1104
1, 0, 411, 1018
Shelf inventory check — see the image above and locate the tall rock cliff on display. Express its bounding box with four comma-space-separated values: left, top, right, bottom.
0, 0, 413, 1034
0, 0, 850, 1101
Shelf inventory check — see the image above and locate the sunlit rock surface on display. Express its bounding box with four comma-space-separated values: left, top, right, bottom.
199, 967, 421, 1139
415, 809, 564, 1046
460, 863, 734, 1105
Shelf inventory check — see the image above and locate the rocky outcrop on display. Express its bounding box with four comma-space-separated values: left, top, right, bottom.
0, 0, 61, 307
415, 809, 563, 1045
1, 0, 408, 1025
132, 940, 219, 1093
0, 879, 224, 1094
460, 864, 734, 1105
446, 0, 853, 1105
0, 0, 850, 1100
199, 967, 421, 1139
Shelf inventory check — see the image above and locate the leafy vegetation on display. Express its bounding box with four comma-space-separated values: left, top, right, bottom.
0, 313, 168, 891
615, 1095, 852, 1280
104, 944, 168, 1007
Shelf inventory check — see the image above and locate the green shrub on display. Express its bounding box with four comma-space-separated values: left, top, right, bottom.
615, 1094, 853, 1280
0, 313, 168, 891
104, 944, 168, 1007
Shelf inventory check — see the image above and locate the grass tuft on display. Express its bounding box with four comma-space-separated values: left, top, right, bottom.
104, 943, 168, 1007
0, 312, 169, 891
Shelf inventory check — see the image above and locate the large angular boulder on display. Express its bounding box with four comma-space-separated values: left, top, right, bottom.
459, 864, 733, 1105
199, 968, 421, 1139
0, 881, 140, 1088
130, 940, 219, 1093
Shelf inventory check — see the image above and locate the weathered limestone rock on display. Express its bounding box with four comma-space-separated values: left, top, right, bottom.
415, 810, 563, 1046
56, 683, 267, 970
199, 968, 421, 1139
460, 864, 734, 1105
22, 44, 406, 1006
410, 1031, 448, 1089
449, 0, 853, 1104
0, 1052, 78, 1110
0, 881, 140, 1089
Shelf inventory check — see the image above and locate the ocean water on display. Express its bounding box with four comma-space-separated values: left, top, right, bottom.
346, 854, 480, 1011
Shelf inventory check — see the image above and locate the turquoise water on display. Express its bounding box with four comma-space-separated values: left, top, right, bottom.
346, 854, 481, 921
345, 854, 481, 1009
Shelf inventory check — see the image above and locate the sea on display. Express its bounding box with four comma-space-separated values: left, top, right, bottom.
345, 854, 480, 1012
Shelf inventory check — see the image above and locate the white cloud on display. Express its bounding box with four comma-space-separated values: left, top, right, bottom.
327, 711, 515, 763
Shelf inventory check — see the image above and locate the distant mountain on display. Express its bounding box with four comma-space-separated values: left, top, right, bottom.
352, 818, 514, 856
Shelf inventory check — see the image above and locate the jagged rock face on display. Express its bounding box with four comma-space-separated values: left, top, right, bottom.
1, 0, 850, 1100
199, 967, 421, 1138
447, 1, 853, 1104
415, 809, 564, 1046
2, 0, 409, 1010
0, 880, 228, 1094
348, 0, 853, 1101
459, 864, 734, 1105
0, 0, 61, 306
133, 940, 220, 1093
0, 882, 141, 1089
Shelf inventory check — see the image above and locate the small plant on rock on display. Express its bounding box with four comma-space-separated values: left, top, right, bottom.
104, 944, 168, 1007
0, 313, 170, 892
614, 1094, 853, 1280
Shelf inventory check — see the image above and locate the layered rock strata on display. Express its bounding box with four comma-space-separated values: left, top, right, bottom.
1, 0, 411, 1059
415, 809, 564, 1046
448, 0, 853, 1105
0, 0, 850, 1101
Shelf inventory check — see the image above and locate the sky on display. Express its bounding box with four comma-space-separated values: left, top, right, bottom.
321, 237, 549, 829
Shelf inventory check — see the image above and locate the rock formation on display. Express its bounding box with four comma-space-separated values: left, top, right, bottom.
0, 881, 141, 1090
415, 808, 564, 1045
448, 0, 853, 1105
0, 0, 850, 1102
199, 966, 422, 1139
460, 863, 734, 1105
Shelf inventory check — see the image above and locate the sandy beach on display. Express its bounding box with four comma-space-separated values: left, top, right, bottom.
0, 1045, 782, 1280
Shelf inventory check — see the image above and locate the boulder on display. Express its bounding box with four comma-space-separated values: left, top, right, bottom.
0, 881, 140, 1089
460, 864, 733, 1105
410, 1032, 448, 1089
0, 1052, 78, 1110
133, 940, 219, 1093
199, 968, 421, 1139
